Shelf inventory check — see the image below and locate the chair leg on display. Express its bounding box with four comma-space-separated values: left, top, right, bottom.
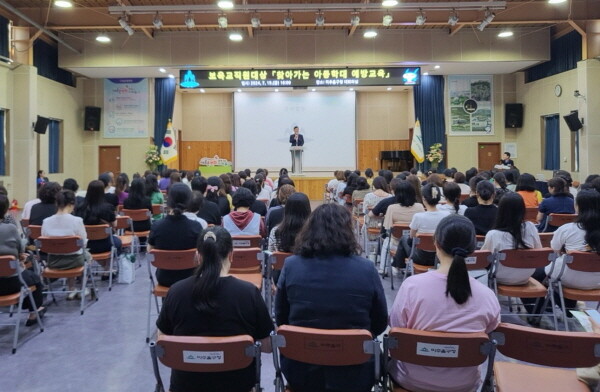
80, 267, 88, 315
27, 289, 45, 332
146, 293, 153, 343
108, 251, 114, 291
558, 287, 569, 331
12, 292, 25, 354
9, 304, 14, 317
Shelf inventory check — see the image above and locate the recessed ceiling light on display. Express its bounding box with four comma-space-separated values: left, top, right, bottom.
237, 89, 242, 92
434, 65, 440, 69
349, 88, 354, 91
363, 30, 378, 38
387, 87, 392, 91
95, 34, 111, 43
218, 0, 235, 10
311, 88, 316, 92
382, 0, 398, 7
168, 74, 175, 79
159, 68, 166, 73
548, 0, 567, 3
54, 1, 73, 8
229, 32, 243, 41
200, 89, 206, 93
498, 30, 514, 38
423, 72, 429, 76
275, 89, 279, 92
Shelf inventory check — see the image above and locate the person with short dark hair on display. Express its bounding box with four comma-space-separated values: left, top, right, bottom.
123, 178, 152, 233
98, 173, 118, 208
222, 187, 266, 237
516, 173, 542, 208
167, 183, 207, 229
439, 182, 466, 215
0, 186, 17, 226
62, 178, 84, 207
504, 169, 519, 191
389, 215, 500, 392
365, 168, 374, 187
289, 125, 304, 146
29, 182, 61, 225
537, 177, 575, 232
492, 172, 511, 205
275, 203, 387, 392
500, 151, 515, 167
36, 170, 48, 188
464, 181, 497, 235
465, 167, 478, 183
461, 176, 485, 208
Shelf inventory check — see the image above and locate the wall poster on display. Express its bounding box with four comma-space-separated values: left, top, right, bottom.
448, 75, 493, 136
103, 78, 149, 138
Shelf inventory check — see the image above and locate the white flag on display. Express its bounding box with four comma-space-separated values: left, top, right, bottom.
160, 119, 178, 164
411, 119, 425, 163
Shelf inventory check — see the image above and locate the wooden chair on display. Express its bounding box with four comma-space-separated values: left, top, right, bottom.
383, 327, 496, 392
151, 204, 164, 220
550, 251, 600, 331
150, 334, 262, 392
491, 322, 600, 392
464, 250, 494, 271
543, 213, 577, 232
459, 193, 470, 202
232, 235, 263, 249
404, 234, 436, 280
271, 325, 381, 392
475, 234, 485, 249
146, 249, 198, 343
121, 208, 152, 255
0, 255, 45, 354
36, 236, 98, 315
230, 248, 264, 291
539, 232, 553, 248
524, 207, 539, 224
382, 224, 410, 290
85, 224, 117, 291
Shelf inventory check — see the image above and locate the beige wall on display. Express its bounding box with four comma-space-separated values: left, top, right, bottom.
357, 90, 414, 140
180, 93, 233, 141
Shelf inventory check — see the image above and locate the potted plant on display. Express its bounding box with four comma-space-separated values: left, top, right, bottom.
145, 145, 163, 170
426, 143, 444, 170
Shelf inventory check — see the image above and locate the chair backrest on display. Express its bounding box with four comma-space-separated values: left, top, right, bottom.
151, 204, 164, 215
148, 249, 198, 271
273, 325, 375, 366
231, 248, 263, 273
464, 250, 493, 270
343, 194, 352, 204
271, 251, 292, 272
564, 251, 600, 273
414, 234, 436, 252
497, 248, 555, 269
232, 235, 262, 248
153, 334, 257, 372
524, 207, 538, 223
117, 205, 123, 213
459, 194, 470, 202
121, 208, 151, 222
20, 219, 29, 228
84, 224, 111, 241
539, 233, 552, 248
475, 235, 485, 249
115, 215, 132, 230
35, 236, 84, 254
0, 255, 18, 278
386, 327, 493, 367
27, 225, 42, 240
547, 213, 577, 228
492, 322, 600, 368
390, 224, 410, 240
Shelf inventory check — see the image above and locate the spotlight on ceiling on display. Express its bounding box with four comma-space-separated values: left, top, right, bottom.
477, 10, 495, 31
217, 0, 234, 10
152, 13, 163, 29
218, 15, 228, 28
415, 10, 426, 26
184, 13, 195, 29
284, 14, 293, 28
229, 32, 243, 41
350, 14, 360, 27
54, 1, 73, 8
95, 34, 111, 43
363, 30, 378, 38
118, 16, 135, 36
382, 14, 393, 27
159, 68, 166, 73
381, 0, 398, 7
548, 0, 567, 3
251, 15, 261, 28
498, 30, 514, 38
448, 10, 459, 26
315, 12, 325, 27
168, 74, 175, 79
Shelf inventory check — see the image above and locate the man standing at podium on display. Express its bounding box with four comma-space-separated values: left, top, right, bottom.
289, 126, 304, 147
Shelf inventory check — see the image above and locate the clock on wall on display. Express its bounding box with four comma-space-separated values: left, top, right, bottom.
554, 84, 562, 97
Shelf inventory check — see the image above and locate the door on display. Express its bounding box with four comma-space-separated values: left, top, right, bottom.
478, 142, 501, 171
99, 146, 121, 175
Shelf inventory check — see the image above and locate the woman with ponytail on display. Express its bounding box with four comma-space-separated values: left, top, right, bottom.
148, 184, 203, 287
389, 215, 500, 392
156, 226, 273, 392
439, 182, 466, 215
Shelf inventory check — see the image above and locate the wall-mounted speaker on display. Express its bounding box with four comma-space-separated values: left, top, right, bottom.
84, 106, 101, 131
563, 111, 583, 132
33, 116, 49, 134
505, 103, 523, 128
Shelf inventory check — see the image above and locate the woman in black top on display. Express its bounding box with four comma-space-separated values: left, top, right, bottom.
191, 176, 222, 226
29, 182, 61, 225
123, 178, 152, 232
242, 179, 268, 216
156, 226, 273, 392
205, 176, 230, 217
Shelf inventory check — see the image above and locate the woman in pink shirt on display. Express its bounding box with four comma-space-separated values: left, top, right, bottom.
389, 214, 500, 392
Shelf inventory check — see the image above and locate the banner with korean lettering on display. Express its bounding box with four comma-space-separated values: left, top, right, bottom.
180, 67, 420, 89
103, 78, 149, 138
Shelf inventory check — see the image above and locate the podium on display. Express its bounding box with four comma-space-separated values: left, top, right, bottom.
290, 146, 304, 175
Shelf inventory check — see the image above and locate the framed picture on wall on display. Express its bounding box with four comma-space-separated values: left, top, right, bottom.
504, 142, 517, 158
448, 75, 494, 136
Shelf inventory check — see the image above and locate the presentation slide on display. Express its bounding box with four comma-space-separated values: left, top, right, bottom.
234, 91, 356, 172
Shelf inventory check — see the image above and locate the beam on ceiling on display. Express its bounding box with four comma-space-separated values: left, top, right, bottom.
568, 20, 587, 59
140, 27, 154, 39
449, 23, 465, 36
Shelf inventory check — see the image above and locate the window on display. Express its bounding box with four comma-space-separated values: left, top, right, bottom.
542, 115, 560, 171
0, 109, 7, 175
48, 119, 63, 173
0, 15, 9, 62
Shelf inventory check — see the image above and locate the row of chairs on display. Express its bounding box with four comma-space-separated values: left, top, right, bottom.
150, 322, 600, 392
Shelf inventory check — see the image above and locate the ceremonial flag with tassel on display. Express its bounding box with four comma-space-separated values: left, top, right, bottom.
160, 119, 178, 164
411, 119, 425, 164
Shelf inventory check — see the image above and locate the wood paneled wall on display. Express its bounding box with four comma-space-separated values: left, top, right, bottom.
289, 177, 329, 200
179, 141, 232, 170
357, 140, 410, 170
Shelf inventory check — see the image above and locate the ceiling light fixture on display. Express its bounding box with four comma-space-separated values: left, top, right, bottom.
159, 68, 166, 73
237, 89, 242, 92
200, 89, 206, 93
118, 16, 135, 36
168, 74, 175, 79
382, 0, 398, 7
311, 88, 316, 92
284, 14, 293, 28
217, 0, 234, 10
350, 14, 360, 27
382, 14, 393, 27
548, 0, 567, 3
363, 30, 378, 38
218, 15, 228, 28
95, 34, 111, 43
387, 87, 392, 91
477, 9, 495, 31
448, 10, 459, 26
349, 88, 354, 91
498, 30, 514, 38
423, 72, 429, 75
54, 1, 73, 8
275, 89, 279, 92
315, 12, 325, 27
415, 10, 426, 26
251, 15, 261, 28
184, 13, 195, 29
152, 13, 163, 29
229, 32, 243, 41
434, 65, 440, 69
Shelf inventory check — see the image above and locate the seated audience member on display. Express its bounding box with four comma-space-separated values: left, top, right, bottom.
123, 178, 152, 233
186, 191, 209, 230
363, 176, 391, 213
273, 168, 289, 189
537, 177, 575, 232
335, 170, 350, 205
365, 168, 374, 188
29, 182, 61, 225
454, 172, 470, 195
168, 171, 182, 191
516, 173, 542, 208
115, 174, 129, 206
98, 173, 118, 208
426, 173, 446, 200
389, 215, 500, 392
461, 176, 485, 208
554, 169, 577, 198
268, 192, 311, 253
148, 187, 203, 287
370, 178, 403, 218
265, 184, 295, 235
191, 176, 221, 226
256, 168, 274, 189
230, 173, 241, 192
238, 170, 248, 184
206, 176, 231, 217
392, 183, 450, 268
0, 195, 45, 325
166, 184, 207, 229
504, 169, 519, 192
22, 188, 42, 221
158, 169, 172, 191
327, 170, 344, 201
241, 179, 268, 216
156, 226, 273, 392
41, 190, 87, 298
439, 182, 467, 215
268, 177, 295, 208
62, 178, 85, 207
481, 193, 542, 285
219, 173, 234, 210
0, 186, 17, 226
145, 174, 165, 220
465, 167, 478, 183
254, 173, 273, 201
464, 181, 497, 236
351, 177, 371, 204
492, 172, 511, 204
341, 173, 359, 204
223, 187, 266, 237
275, 203, 387, 392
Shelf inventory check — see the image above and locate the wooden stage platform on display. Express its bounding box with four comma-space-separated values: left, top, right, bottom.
288, 176, 329, 201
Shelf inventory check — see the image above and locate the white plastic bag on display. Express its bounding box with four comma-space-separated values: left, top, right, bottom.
117, 254, 135, 284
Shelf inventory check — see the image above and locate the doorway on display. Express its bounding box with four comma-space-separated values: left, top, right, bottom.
99, 146, 121, 175
477, 142, 501, 171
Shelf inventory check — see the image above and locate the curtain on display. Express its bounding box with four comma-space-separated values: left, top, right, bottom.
413, 75, 446, 171
0, 110, 5, 175
153, 78, 176, 148
48, 120, 60, 173
525, 31, 582, 83
33, 40, 74, 86
0, 16, 8, 61
544, 115, 560, 171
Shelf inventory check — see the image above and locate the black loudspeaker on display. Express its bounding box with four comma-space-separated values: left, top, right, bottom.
563, 111, 583, 132
33, 116, 49, 134
84, 106, 101, 131
505, 104, 523, 128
